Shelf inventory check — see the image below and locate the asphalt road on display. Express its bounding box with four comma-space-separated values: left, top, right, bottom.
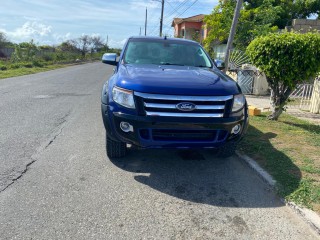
0, 63, 318, 239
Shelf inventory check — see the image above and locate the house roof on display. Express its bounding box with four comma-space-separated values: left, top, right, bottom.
171, 14, 206, 27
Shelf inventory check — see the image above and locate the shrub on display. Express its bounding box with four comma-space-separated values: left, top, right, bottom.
22, 62, 33, 68
247, 32, 320, 120
54, 52, 67, 62
0, 65, 7, 70
32, 60, 44, 67
9, 63, 21, 69
41, 53, 54, 62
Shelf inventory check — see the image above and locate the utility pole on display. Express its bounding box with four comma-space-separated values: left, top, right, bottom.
145, 7, 147, 36
224, 0, 242, 73
159, 0, 164, 37
139, 27, 141, 36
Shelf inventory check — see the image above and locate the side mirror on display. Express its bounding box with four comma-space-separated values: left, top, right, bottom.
102, 53, 117, 65
214, 59, 225, 70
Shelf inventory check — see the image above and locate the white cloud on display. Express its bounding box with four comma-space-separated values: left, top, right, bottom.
108, 38, 127, 49
53, 32, 72, 43
1, 21, 52, 43
130, 0, 160, 10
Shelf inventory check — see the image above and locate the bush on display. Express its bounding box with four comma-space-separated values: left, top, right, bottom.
247, 32, 320, 120
9, 63, 21, 69
41, 53, 54, 62
22, 62, 33, 68
0, 65, 7, 70
53, 52, 68, 62
32, 60, 44, 67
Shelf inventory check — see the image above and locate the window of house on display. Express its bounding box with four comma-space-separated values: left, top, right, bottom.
181, 29, 185, 37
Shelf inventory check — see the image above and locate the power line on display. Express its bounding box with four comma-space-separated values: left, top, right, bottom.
164, 0, 189, 19
163, 0, 200, 36
148, 0, 190, 36
166, 1, 174, 10
175, 0, 199, 18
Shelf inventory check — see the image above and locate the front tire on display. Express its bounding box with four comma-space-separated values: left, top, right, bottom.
106, 134, 127, 158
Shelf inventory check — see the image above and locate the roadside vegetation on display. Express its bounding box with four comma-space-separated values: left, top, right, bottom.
0, 33, 121, 79
204, 0, 320, 120
239, 113, 320, 212
204, 0, 320, 52
247, 32, 320, 120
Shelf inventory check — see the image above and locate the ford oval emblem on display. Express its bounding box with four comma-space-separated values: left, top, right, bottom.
176, 102, 197, 111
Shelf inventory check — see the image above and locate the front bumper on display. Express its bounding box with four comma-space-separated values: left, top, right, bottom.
102, 103, 248, 148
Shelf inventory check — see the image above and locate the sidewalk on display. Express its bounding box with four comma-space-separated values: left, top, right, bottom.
245, 95, 320, 125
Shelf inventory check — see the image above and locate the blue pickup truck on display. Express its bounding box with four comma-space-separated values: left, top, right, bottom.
101, 36, 248, 158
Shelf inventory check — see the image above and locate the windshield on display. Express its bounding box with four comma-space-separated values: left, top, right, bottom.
123, 39, 212, 68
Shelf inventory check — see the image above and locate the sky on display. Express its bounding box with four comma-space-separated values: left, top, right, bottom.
0, 0, 218, 48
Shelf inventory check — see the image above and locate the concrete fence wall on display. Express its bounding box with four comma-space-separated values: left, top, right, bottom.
0, 48, 56, 58
0, 48, 14, 58
291, 19, 320, 33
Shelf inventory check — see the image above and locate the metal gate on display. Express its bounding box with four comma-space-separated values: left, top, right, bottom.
289, 83, 314, 111
237, 70, 254, 94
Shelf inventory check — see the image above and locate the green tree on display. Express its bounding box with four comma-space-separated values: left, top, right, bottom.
72, 35, 92, 57
235, 0, 281, 49
0, 32, 7, 48
291, 0, 320, 19
39, 45, 55, 51
57, 41, 79, 52
91, 36, 105, 53
204, 0, 281, 51
11, 40, 38, 62
203, 0, 235, 52
204, 0, 320, 52
247, 32, 320, 120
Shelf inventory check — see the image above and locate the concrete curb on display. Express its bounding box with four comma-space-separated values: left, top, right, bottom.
236, 151, 276, 187
286, 201, 320, 235
236, 151, 320, 235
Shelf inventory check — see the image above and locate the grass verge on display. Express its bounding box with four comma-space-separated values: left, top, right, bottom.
0, 63, 82, 79
239, 113, 320, 212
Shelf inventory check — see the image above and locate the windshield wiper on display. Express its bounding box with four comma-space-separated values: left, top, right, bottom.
160, 62, 185, 66
194, 65, 208, 68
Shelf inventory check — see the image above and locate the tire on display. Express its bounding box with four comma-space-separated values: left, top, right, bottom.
216, 142, 237, 158
106, 135, 127, 158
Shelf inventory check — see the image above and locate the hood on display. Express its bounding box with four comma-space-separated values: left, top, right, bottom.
115, 64, 240, 96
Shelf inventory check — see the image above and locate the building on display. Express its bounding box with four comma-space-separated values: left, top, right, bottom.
171, 14, 208, 43
171, 14, 226, 59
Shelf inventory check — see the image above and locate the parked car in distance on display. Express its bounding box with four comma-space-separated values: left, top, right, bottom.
101, 36, 248, 158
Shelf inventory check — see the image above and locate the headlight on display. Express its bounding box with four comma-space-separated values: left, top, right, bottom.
232, 94, 245, 112
112, 86, 135, 109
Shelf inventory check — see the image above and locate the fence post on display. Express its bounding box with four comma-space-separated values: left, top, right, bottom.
310, 77, 320, 114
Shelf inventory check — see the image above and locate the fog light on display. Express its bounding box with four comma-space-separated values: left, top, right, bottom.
120, 122, 133, 132
231, 124, 241, 135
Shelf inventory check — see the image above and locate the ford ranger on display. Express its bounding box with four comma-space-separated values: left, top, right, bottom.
101, 37, 248, 158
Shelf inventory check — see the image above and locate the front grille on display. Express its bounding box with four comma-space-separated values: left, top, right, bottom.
134, 92, 232, 118
148, 129, 228, 142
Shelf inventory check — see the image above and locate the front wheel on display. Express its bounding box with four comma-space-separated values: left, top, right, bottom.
106, 134, 127, 158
